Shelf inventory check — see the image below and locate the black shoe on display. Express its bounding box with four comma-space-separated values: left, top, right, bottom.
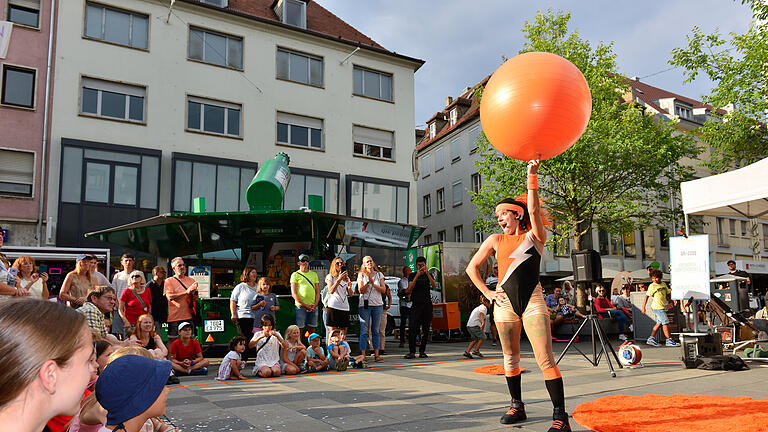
166, 375, 180, 385
500, 400, 527, 424
548, 408, 571, 431
379, 350, 387, 355
419, 352, 428, 358
463, 351, 473, 359
404, 352, 416, 359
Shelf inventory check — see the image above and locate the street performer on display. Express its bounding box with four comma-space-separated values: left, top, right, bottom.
466, 159, 569, 432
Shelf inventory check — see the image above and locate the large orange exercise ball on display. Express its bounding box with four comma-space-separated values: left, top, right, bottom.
480, 51, 592, 160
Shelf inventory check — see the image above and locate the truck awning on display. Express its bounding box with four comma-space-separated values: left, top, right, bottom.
85, 210, 425, 257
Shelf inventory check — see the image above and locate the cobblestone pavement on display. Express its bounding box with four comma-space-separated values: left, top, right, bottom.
163, 338, 768, 431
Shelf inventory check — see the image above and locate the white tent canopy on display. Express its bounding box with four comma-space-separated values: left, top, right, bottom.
709, 274, 749, 283
681, 157, 768, 219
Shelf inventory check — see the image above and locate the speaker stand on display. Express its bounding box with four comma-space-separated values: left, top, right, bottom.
556, 312, 622, 378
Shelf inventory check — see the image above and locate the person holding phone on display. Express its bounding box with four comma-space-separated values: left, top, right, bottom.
357, 256, 387, 363
404, 256, 437, 359
325, 256, 354, 339
11, 256, 48, 299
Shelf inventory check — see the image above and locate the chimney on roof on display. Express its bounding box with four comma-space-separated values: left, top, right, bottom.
446, 96, 453, 107
631, 76, 640, 81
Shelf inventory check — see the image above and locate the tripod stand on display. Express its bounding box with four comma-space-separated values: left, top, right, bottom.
555, 284, 622, 378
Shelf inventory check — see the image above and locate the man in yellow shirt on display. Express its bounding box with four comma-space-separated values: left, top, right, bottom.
291, 254, 320, 341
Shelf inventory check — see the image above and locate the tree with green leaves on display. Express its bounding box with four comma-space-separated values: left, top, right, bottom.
471, 9, 701, 258
670, 0, 768, 172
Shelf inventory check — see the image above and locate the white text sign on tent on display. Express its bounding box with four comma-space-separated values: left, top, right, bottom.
669, 235, 710, 300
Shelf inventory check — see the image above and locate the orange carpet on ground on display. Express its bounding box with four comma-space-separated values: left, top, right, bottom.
573, 394, 768, 432
473, 365, 525, 375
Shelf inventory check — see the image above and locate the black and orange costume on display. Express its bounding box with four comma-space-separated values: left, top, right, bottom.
490, 202, 569, 431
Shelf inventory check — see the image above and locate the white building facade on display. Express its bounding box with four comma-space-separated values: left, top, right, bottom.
45, 0, 423, 252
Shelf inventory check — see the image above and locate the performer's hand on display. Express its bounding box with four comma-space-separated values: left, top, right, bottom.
527, 158, 540, 176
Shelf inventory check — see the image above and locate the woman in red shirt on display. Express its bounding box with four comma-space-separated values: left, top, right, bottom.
118, 270, 152, 330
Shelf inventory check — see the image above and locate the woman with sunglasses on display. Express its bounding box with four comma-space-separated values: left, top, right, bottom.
466, 159, 570, 432
592, 285, 632, 341
118, 270, 152, 331
325, 256, 354, 339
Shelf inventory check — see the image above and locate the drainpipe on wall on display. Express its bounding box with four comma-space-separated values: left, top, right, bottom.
36, 0, 56, 246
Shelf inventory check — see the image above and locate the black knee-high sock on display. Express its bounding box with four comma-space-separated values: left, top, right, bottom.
544, 377, 565, 411
505, 374, 522, 401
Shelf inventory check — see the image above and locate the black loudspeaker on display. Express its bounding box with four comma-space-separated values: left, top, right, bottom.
571, 249, 602, 282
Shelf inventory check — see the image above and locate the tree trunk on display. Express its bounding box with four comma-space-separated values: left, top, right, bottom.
572, 225, 587, 310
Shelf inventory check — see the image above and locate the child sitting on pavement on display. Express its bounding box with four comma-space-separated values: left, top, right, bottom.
328, 329, 366, 370
464, 296, 491, 359
642, 269, 680, 347
249, 314, 288, 377
216, 336, 248, 380
169, 322, 210, 375
281, 324, 306, 375
305, 332, 330, 372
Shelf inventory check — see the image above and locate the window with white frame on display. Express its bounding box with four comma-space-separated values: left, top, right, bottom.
474, 228, 483, 243
436, 188, 445, 212
353, 125, 394, 160
84, 2, 148, 49
276, 48, 323, 86
0, 149, 34, 197
2, 65, 35, 109
274, 0, 306, 28
471, 173, 481, 194
454, 225, 463, 242
420, 154, 431, 178
80, 77, 145, 122
716, 217, 728, 245
450, 138, 461, 162
429, 122, 436, 139
423, 234, 432, 244
449, 108, 458, 127
741, 220, 748, 237
277, 112, 323, 149
434, 147, 444, 171
283, 170, 339, 213
729, 219, 736, 236
8, 0, 40, 28
451, 180, 463, 206
187, 96, 241, 137
437, 230, 446, 242
188, 27, 243, 69
353, 66, 393, 101
468, 125, 481, 152
423, 194, 431, 217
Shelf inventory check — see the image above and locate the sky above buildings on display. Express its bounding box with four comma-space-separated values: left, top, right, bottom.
319, 0, 753, 127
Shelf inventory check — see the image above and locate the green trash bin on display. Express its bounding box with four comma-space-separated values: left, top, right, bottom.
197, 297, 239, 346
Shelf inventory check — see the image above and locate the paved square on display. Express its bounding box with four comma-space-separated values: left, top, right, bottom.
164, 339, 768, 431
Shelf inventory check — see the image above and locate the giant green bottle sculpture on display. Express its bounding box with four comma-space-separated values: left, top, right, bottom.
246, 153, 291, 210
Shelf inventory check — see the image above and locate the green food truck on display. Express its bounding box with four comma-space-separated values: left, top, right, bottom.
86, 153, 424, 347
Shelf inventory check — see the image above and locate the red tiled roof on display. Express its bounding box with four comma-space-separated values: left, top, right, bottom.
627, 79, 726, 115
179, 0, 424, 68
417, 76, 490, 152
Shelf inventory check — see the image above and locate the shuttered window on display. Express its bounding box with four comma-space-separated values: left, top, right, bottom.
0, 149, 34, 197
352, 125, 394, 160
